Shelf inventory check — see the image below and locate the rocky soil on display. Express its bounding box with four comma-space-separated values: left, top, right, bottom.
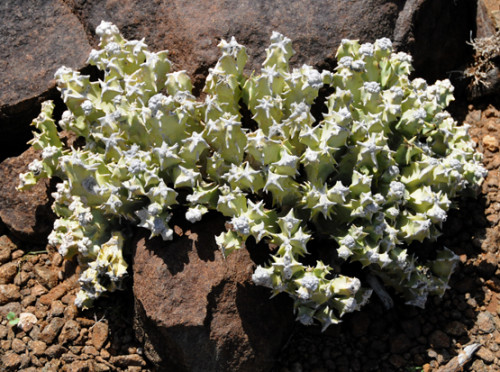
0, 235, 150, 371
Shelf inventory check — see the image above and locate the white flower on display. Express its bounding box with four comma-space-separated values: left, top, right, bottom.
301, 274, 320, 292
359, 43, 374, 57
105, 42, 122, 55
351, 60, 366, 72
375, 38, 392, 51
413, 108, 427, 120
390, 86, 404, 100
364, 81, 381, 94
346, 278, 361, 294
304, 66, 323, 89
48, 230, 59, 247
252, 266, 273, 288
128, 158, 147, 175
77, 237, 92, 255
28, 160, 43, 175
219, 36, 244, 58
231, 215, 251, 235
340, 235, 356, 250
54, 66, 73, 80
426, 205, 447, 224
42, 145, 59, 159
185, 208, 203, 223
337, 246, 352, 259
412, 78, 427, 90
77, 210, 93, 226
95, 21, 120, 37
74, 291, 90, 308
388, 181, 405, 199
340, 297, 358, 313
338, 56, 353, 69
269, 31, 291, 54
393, 52, 412, 63
81, 100, 93, 116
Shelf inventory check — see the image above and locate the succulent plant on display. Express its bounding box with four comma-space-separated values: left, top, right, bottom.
19, 21, 486, 329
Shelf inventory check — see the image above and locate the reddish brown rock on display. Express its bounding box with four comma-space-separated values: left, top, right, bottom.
477, 0, 500, 38
49, 300, 65, 318
0, 147, 55, 242
429, 330, 451, 349
477, 311, 496, 334
28, 340, 47, 356
109, 354, 147, 368
476, 346, 496, 363
0, 284, 21, 304
30, 283, 48, 298
444, 320, 467, 337
44, 344, 68, 358
1, 351, 22, 370
0, 301, 21, 318
132, 213, 294, 372
11, 338, 26, 353
38, 317, 65, 344
91, 322, 109, 350
58, 319, 80, 344
61, 360, 94, 372
33, 264, 58, 289
0, 262, 18, 284
0, 235, 15, 264
0, 0, 91, 160
389, 333, 411, 354
39, 282, 72, 306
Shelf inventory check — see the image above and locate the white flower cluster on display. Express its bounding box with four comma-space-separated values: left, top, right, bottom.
19, 22, 486, 329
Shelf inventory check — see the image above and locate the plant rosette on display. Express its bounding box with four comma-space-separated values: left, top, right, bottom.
19, 21, 487, 330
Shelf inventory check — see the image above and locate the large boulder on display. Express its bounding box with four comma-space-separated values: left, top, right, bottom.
0, 0, 91, 161
63, 0, 403, 92
63, 0, 478, 87
0, 148, 55, 243
132, 213, 294, 372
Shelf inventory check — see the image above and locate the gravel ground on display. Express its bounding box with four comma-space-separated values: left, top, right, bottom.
0, 237, 150, 371
0, 97, 499, 372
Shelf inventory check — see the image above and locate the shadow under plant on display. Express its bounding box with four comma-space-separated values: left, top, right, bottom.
274, 196, 494, 372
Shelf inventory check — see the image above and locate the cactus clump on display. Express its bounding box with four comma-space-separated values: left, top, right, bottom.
19, 21, 486, 330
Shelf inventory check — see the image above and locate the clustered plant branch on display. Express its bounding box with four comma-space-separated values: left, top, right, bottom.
19, 21, 487, 330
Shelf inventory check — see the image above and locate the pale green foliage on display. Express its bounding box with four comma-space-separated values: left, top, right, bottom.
19, 21, 486, 329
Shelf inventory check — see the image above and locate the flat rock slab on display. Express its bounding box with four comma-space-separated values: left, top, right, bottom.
0, 0, 91, 159
132, 213, 294, 372
0, 148, 55, 242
